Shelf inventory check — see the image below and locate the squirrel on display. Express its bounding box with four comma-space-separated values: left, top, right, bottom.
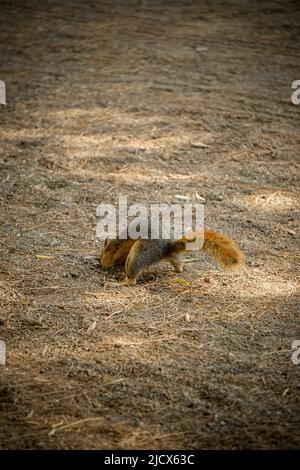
100, 228, 244, 285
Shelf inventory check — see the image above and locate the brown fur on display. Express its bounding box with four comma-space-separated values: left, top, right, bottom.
100, 230, 244, 284
100, 238, 136, 268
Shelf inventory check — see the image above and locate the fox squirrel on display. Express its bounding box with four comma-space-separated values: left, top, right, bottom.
100, 229, 244, 285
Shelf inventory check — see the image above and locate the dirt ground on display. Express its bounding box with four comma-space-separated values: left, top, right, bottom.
0, 0, 299, 450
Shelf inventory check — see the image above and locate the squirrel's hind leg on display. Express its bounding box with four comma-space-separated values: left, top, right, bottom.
169, 252, 185, 273
125, 239, 162, 284
124, 239, 148, 284
124, 276, 137, 286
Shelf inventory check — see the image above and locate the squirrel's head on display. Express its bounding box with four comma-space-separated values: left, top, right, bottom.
100, 238, 132, 269
100, 238, 118, 268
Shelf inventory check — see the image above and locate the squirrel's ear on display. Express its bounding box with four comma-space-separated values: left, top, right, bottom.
104, 237, 109, 247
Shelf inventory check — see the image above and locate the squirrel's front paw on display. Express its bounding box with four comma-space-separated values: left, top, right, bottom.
124, 277, 137, 286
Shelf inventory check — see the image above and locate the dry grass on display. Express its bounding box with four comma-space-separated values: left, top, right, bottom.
0, 0, 300, 449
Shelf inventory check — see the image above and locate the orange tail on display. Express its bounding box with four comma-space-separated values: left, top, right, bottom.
182, 230, 244, 270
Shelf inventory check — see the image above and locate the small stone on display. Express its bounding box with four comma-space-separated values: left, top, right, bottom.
288, 230, 296, 236
185, 313, 191, 322
195, 46, 208, 52
86, 321, 97, 335
190, 142, 209, 149
174, 195, 191, 201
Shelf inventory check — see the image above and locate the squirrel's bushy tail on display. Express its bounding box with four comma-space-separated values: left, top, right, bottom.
182, 230, 244, 270
203, 230, 244, 269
